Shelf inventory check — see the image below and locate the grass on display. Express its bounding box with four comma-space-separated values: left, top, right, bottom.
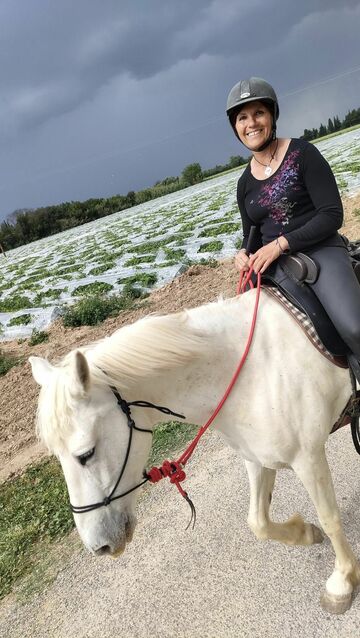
0, 459, 74, 600
0, 420, 199, 601
29, 329, 49, 346
199, 222, 241, 238
88, 263, 116, 276
147, 421, 198, 467
131, 238, 173, 255
164, 248, 186, 260
198, 240, 223, 253
0, 296, 33, 312
334, 175, 348, 192
8, 314, 32, 326
0, 350, 21, 375
72, 281, 114, 297
124, 255, 157, 267
117, 272, 158, 287
332, 160, 360, 176
33, 288, 67, 305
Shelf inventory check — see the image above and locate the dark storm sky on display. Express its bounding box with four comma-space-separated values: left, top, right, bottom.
0, 0, 359, 218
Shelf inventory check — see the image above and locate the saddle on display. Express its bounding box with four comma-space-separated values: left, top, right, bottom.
262, 253, 348, 357
262, 237, 360, 358
261, 242, 360, 453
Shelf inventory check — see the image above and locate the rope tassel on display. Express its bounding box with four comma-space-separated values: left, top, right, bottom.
183, 492, 197, 530
146, 460, 197, 529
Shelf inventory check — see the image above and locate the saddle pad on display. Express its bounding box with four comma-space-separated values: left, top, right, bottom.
263, 286, 348, 369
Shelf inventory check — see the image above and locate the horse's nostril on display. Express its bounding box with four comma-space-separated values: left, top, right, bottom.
95, 545, 111, 556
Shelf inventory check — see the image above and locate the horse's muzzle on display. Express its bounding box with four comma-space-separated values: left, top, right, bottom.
85, 512, 137, 557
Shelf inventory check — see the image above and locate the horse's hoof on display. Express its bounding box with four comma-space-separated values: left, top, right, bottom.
311, 524, 324, 544
320, 591, 352, 614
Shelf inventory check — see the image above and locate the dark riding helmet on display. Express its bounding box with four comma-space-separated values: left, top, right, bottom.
226, 77, 279, 151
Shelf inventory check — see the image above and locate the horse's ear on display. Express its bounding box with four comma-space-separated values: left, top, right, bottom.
73, 351, 90, 394
29, 356, 54, 386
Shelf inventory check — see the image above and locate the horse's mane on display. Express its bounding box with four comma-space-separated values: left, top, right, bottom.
85, 310, 208, 387
36, 310, 209, 451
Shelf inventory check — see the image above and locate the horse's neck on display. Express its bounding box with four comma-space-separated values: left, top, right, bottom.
133, 298, 250, 427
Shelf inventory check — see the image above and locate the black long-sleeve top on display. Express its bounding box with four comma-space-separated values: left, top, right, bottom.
237, 138, 343, 254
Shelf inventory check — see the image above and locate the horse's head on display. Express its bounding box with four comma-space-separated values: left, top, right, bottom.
29, 351, 153, 557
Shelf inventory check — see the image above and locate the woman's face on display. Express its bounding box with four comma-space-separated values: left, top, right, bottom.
234, 100, 273, 151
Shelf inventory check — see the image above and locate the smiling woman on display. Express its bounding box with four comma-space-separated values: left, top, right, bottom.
226, 76, 360, 374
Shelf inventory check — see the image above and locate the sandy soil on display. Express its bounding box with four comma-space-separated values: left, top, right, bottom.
1, 193, 359, 482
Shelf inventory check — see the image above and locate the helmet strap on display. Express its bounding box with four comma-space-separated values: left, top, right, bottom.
252, 127, 276, 152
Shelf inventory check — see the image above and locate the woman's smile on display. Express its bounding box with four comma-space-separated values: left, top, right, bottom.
247, 129, 263, 138
234, 101, 272, 150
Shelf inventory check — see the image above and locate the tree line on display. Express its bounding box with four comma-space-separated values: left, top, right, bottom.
301, 108, 360, 141
0, 155, 246, 250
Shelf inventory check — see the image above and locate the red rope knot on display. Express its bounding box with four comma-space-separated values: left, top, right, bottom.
146, 460, 196, 529
146, 460, 186, 485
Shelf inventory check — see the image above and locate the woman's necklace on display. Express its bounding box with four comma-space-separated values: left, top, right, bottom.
252, 139, 279, 177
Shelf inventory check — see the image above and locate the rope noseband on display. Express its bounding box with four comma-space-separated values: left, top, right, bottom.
70, 388, 185, 514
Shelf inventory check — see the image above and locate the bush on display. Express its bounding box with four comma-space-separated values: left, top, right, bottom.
29, 329, 49, 346
122, 283, 144, 299
62, 293, 136, 327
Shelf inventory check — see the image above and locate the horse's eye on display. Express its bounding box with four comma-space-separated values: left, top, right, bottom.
77, 447, 95, 466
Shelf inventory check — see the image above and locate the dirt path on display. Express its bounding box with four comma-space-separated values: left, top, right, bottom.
1, 428, 359, 638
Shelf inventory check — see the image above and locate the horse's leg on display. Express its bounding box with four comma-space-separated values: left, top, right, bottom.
293, 449, 360, 614
245, 460, 323, 546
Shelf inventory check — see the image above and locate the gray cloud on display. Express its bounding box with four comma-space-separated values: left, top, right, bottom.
1, 0, 360, 139
0, 0, 359, 217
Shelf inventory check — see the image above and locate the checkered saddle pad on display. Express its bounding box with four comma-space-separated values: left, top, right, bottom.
263, 286, 348, 369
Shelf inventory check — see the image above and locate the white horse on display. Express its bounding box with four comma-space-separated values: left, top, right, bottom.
29, 289, 360, 614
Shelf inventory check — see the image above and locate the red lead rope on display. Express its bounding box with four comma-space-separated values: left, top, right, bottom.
146, 268, 262, 526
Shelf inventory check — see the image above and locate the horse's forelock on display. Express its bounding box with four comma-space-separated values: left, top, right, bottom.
36, 359, 80, 453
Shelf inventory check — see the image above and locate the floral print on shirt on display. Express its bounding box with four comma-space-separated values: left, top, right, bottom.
257, 149, 301, 226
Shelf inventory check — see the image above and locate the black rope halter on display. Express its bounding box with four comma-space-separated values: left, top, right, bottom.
70, 387, 185, 514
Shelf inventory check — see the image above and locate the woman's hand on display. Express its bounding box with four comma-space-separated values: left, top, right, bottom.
249, 236, 289, 274
234, 249, 250, 274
